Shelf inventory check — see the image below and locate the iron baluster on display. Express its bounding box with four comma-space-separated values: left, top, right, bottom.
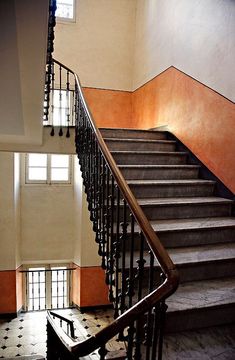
101, 157, 107, 269
98, 344, 108, 360
32, 272, 34, 311
136, 232, 146, 301
127, 213, 135, 309
66, 70, 70, 137
58, 65, 63, 136
108, 176, 115, 302
114, 186, 121, 319
38, 271, 41, 310
50, 61, 55, 135
144, 251, 155, 360
157, 301, 168, 360
105, 166, 111, 282
120, 199, 128, 317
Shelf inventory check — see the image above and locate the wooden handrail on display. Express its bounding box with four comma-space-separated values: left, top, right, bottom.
48, 58, 179, 357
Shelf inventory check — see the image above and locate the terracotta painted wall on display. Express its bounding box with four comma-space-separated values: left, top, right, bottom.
132, 67, 235, 193
0, 270, 16, 314
83, 88, 134, 129
72, 264, 110, 308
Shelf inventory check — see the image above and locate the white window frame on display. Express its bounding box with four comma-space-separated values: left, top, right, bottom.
56, 0, 76, 23
25, 153, 73, 185
47, 88, 75, 127
23, 263, 71, 311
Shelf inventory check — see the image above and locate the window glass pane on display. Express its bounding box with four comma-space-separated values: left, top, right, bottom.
51, 155, 69, 168
56, 0, 74, 19
52, 269, 67, 281
28, 154, 47, 167
51, 168, 69, 181
28, 168, 47, 181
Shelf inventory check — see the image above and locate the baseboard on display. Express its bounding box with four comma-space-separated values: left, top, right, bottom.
0, 306, 23, 319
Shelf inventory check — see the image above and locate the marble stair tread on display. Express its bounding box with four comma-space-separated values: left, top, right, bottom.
124, 243, 235, 268
111, 150, 187, 155
166, 277, 235, 312
127, 179, 215, 185
99, 127, 166, 137
167, 242, 235, 265
104, 138, 175, 144
130, 217, 235, 233
136, 196, 233, 206
118, 164, 200, 169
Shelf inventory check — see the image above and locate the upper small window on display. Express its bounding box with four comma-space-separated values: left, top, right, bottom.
56, 0, 75, 21
26, 154, 72, 185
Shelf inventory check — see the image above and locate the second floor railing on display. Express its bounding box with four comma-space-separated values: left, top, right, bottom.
45, 58, 179, 359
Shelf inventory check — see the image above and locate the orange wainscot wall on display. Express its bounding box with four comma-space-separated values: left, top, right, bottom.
0, 267, 23, 315
72, 264, 111, 308
83, 87, 134, 129
132, 67, 235, 194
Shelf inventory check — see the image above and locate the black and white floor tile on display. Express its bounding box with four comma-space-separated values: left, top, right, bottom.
0, 308, 234, 359
0, 308, 126, 359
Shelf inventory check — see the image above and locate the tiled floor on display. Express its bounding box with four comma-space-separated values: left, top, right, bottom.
0, 308, 126, 359
0, 308, 235, 359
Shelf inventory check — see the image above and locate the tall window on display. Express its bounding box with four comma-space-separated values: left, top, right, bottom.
56, 0, 75, 21
26, 154, 72, 184
25, 265, 71, 311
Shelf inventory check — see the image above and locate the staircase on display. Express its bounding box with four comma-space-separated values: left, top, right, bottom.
100, 127, 235, 333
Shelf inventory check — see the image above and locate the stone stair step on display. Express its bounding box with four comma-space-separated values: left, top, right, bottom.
137, 196, 233, 220
119, 164, 200, 180
165, 277, 235, 332
167, 243, 235, 282
99, 127, 167, 140
112, 150, 187, 165
105, 138, 176, 151
151, 216, 235, 247
119, 217, 235, 248
127, 179, 215, 198
122, 243, 235, 283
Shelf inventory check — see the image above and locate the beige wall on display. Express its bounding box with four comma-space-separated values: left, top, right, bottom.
54, 0, 136, 91
0, 152, 99, 267
0, 0, 49, 147
0, 153, 21, 270
133, 0, 235, 101
73, 161, 100, 267
19, 154, 99, 266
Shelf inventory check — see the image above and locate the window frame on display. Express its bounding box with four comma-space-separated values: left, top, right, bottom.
47, 88, 75, 127
23, 263, 71, 311
25, 153, 73, 185
56, 0, 76, 23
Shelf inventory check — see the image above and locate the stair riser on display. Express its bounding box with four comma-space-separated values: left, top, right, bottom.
100, 129, 167, 140
114, 203, 232, 221
142, 203, 232, 220
120, 167, 199, 180
112, 153, 187, 165
120, 227, 235, 251
165, 304, 235, 333
122, 259, 235, 289
129, 184, 215, 198
178, 260, 235, 282
106, 140, 175, 152
159, 228, 235, 248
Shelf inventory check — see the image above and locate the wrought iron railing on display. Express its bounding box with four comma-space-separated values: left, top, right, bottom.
44, 0, 57, 123
46, 58, 179, 359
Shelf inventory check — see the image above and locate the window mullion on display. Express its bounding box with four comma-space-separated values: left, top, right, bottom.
47, 154, 51, 184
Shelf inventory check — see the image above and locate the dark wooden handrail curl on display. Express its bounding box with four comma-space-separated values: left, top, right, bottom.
48, 59, 179, 357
